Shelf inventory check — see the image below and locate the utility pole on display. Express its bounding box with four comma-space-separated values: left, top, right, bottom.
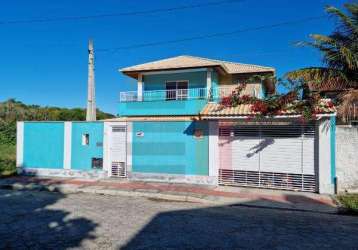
86, 39, 96, 121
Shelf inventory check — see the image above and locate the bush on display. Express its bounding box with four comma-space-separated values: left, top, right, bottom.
338, 194, 358, 215
0, 144, 16, 176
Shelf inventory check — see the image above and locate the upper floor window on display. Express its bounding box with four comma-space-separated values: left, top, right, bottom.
166, 81, 188, 100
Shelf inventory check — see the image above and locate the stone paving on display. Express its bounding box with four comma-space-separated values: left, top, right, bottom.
0, 176, 337, 213
0, 189, 357, 249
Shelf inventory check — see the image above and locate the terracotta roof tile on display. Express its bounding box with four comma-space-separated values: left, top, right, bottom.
120, 55, 275, 75
200, 99, 336, 117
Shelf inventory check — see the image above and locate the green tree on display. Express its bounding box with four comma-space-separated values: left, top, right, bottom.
286, 3, 358, 121
287, 3, 357, 87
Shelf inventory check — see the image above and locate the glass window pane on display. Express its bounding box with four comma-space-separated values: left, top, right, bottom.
166, 82, 177, 100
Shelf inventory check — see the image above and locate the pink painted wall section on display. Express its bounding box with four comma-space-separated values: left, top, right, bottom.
219, 137, 233, 170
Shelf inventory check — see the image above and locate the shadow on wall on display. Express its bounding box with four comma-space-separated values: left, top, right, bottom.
0, 181, 97, 249
218, 136, 276, 157
122, 194, 358, 249
247, 138, 274, 157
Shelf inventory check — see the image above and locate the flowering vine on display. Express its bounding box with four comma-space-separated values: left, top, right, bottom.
220, 83, 334, 121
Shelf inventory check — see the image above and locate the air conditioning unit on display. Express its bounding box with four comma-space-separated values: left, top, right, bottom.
111, 162, 126, 177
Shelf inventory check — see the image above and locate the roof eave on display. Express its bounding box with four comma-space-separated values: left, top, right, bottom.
120, 65, 225, 79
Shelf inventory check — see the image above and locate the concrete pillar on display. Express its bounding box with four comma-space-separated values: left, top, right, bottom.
208, 120, 219, 184
317, 118, 335, 194
206, 68, 212, 99
137, 74, 143, 101
16, 122, 24, 168
63, 122, 72, 169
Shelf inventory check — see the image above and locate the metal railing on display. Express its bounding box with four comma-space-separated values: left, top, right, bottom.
211, 86, 237, 99
119, 86, 256, 102
120, 88, 207, 102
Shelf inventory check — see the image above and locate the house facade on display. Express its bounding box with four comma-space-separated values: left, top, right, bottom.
16, 56, 337, 194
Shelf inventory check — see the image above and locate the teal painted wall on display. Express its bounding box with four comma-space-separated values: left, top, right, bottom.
132, 121, 209, 175
118, 99, 207, 116
118, 71, 208, 116
23, 122, 64, 169
71, 122, 104, 170
144, 71, 207, 91
211, 70, 220, 102
212, 70, 219, 90
330, 116, 336, 184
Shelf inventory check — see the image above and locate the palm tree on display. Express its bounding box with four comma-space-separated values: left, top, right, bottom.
286, 3, 358, 122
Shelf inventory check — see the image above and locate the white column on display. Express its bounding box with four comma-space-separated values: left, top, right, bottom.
16, 122, 24, 168
126, 122, 132, 173
103, 122, 110, 174
206, 68, 212, 99
209, 121, 219, 184
137, 73, 143, 101
318, 118, 334, 194
63, 122, 72, 169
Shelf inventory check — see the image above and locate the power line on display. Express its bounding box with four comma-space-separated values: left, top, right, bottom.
97, 15, 328, 53
0, 0, 244, 25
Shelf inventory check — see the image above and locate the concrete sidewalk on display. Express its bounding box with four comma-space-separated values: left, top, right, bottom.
0, 176, 338, 213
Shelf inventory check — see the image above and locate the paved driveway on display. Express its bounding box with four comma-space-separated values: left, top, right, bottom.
0, 189, 357, 250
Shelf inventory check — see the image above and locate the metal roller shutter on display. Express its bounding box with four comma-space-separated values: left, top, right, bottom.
218, 123, 316, 192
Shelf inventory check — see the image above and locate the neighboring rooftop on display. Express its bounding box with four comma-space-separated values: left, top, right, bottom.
120, 55, 275, 78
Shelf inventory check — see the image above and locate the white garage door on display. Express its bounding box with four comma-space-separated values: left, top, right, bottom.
219, 124, 316, 192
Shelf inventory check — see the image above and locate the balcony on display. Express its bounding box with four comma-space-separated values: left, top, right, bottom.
120, 88, 208, 102
117, 87, 240, 116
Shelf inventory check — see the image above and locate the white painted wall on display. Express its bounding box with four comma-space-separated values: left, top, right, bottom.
16, 122, 24, 168
126, 122, 132, 172
336, 126, 358, 192
103, 121, 129, 176
63, 122, 72, 169
137, 74, 143, 101
317, 118, 334, 194
206, 68, 212, 98
103, 122, 111, 173
208, 121, 219, 184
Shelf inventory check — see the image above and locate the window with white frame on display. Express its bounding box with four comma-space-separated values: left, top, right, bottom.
165, 81, 188, 100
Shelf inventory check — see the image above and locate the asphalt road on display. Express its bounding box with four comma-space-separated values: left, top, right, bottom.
0, 189, 357, 250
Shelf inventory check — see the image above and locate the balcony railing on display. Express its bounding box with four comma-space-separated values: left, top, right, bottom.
211, 86, 237, 99
120, 88, 207, 102
119, 86, 249, 102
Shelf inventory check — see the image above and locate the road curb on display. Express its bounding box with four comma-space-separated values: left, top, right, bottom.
0, 183, 338, 214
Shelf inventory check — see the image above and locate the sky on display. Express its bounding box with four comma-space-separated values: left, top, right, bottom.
0, 0, 351, 114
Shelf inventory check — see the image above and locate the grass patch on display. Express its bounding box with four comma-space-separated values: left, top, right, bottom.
338, 194, 358, 215
0, 143, 16, 177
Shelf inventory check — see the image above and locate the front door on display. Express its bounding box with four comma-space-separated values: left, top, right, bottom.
110, 126, 127, 177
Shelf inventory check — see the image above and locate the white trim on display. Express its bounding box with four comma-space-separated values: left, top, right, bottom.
103, 121, 128, 177
103, 122, 110, 173
19, 168, 107, 179
137, 73, 143, 101
129, 172, 217, 186
202, 113, 336, 120
318, 118, 334, 194
206, 68, 212, 98
141, 68, 208, 76
126, 122, 132, 172
165, 80, 189, 100
63, 122, 72, 170
16, 122, 24, 167
208, 121, 219, 183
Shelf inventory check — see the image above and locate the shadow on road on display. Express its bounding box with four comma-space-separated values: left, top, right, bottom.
123, 194, 358, 249
0, 189, 97, 249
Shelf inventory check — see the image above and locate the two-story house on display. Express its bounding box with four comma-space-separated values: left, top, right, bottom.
16, 55, 337, 194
